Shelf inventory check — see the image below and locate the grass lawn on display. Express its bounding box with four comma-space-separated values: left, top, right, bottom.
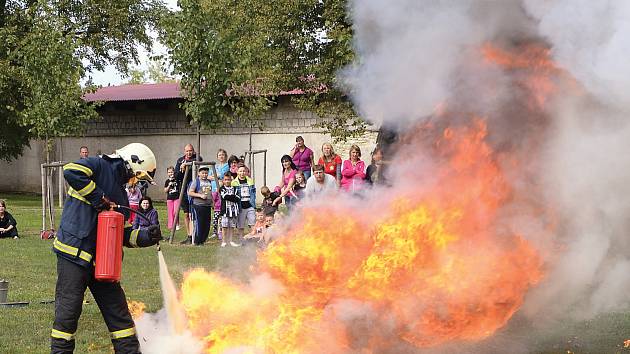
0, 192, 629, 353
0, 192, 257, 353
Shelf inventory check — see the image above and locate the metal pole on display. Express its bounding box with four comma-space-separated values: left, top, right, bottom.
263, 150, 267, 187
169, 164, 191, 244
197, 126, 201, 160
251, 154, 255, 184
41, 164, 46, 231
48, 171, 54, 229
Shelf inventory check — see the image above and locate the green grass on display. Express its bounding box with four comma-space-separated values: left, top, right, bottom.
0, 193, 256, 353
0, 193, 629, 353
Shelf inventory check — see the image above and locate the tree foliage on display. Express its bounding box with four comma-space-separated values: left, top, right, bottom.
161, 0, 365, 140
126, 58, 176, 84
0, 0, 165, 161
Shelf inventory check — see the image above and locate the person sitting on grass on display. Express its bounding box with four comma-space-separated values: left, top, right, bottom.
0, 199, 18, 239
243, 209, 266, 243
304, 164, 337, 200
132, 197, 159, 230
260, 186, 280, 216
293, 171, 307, 201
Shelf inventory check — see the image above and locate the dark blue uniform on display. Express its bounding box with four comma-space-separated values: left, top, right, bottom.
51, 156, 155, 354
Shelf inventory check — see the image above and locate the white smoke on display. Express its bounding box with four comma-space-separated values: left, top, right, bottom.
135, 309, 204, 354
521, 1, 630, 319
523, 0, 630, 113
344, 0, 630, 334
343, 0, 535, 126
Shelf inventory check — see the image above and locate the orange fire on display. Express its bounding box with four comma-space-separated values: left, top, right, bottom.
127, 300, 146, 320
168, 42, 560, 353
173, 118, 545, 353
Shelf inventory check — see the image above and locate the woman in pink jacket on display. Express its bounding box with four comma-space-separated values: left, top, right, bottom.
340, 145, 366, 193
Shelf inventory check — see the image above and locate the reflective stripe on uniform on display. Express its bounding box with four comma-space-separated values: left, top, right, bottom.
63, 162, 93, 176
111, 327, 136, 339
67, 188, 91, 205
51, 329, 75, 341
129, 229, 139, 248
76, 180, 96, 196
53, 238, 93, 263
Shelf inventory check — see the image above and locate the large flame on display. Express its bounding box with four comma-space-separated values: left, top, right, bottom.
170, 43, 560, 353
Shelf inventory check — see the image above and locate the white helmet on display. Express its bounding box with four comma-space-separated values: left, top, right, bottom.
114, 143, 157, 182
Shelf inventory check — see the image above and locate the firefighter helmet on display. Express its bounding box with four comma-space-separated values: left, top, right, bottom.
114, 143, 157, 182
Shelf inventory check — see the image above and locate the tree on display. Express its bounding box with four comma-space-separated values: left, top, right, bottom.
160, 0, 365, 141
147, 57, 175, 83
127, 68, 148, 84
0, 0, 166, 161
126, 58, 176, 84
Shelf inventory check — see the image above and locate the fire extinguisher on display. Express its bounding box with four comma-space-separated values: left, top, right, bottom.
95, 210, 124, 282
95, 205, 152, 282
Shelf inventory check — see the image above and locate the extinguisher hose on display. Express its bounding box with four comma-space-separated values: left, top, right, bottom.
114, 205, 153, 224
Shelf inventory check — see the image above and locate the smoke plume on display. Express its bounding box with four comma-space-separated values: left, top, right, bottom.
138, 1, 630, 352
344, 0, 630, 327
135, 309, 203, 354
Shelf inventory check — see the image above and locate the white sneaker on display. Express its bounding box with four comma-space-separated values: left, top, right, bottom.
230, 242, 240, 247
13, 236, 18, 239
176, 225, 181, 231
221, 242, 227, 247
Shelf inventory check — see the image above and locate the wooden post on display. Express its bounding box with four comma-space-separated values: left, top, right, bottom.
58, 166, 64, 208
58, 138, 64, 208
169, 164, 190, 244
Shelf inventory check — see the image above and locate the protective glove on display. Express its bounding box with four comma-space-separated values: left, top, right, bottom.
147, 225, 163, 244
96, 196, 114, 211
135, 225, 162, 247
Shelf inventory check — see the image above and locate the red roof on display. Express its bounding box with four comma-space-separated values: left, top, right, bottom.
83, 82, 316, 103
83, 82, 182, 102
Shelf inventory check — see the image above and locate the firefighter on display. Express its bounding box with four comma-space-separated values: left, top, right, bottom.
51, 143, 162, 354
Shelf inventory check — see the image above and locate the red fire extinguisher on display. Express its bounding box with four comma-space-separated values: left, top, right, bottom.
95, 210, 124, 282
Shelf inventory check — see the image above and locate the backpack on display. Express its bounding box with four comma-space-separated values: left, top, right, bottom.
186, 177, 200, 206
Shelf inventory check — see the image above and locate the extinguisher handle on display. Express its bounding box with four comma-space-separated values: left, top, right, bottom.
114, 204, 152, 224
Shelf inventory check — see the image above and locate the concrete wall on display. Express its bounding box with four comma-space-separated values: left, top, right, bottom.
0, 98, 377, 201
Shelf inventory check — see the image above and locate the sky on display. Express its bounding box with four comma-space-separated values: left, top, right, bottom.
88, 0, 179, 86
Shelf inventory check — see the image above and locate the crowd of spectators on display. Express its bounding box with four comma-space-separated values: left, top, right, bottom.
161, 136, 386, 248
2, 137, 386, 247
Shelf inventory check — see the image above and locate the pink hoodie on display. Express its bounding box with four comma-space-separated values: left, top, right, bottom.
340, 159, 366, 193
